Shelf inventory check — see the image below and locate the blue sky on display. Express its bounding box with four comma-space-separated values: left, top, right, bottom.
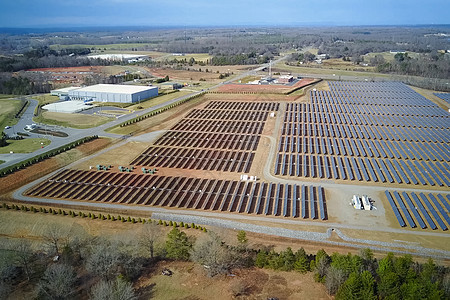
0, 0, 449, 28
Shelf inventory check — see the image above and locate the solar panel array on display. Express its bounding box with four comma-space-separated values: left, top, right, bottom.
385, 190, 449, 231
434, 93, 450, 104
275, 81, 450, 187
132, 101, 280, 172
25, 169, 327, 220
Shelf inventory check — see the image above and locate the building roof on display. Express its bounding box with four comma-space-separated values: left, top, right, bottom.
51, 86, 80, 93
71, 84, 157, 94
87, 54, 149, 60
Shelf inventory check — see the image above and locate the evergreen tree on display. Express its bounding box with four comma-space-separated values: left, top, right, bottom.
165, 228, 192, 260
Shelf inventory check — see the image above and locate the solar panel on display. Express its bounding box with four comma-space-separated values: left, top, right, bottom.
274, 184, 281, 216
283, 184, 289, 217
264, 184, 273, 215
402, 192, 426, 229
419, 193, 447, 231
393, 191, 416, 228
318, 186, 326, 220
292, 184, 298, 217
428, 194, 450, 226
310, 186, 316, 219
410, 192, 437, 230
301, 185, 307, 218
385, 191, 406, 227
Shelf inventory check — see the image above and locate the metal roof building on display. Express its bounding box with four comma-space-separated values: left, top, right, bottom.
68, 84, 158, 103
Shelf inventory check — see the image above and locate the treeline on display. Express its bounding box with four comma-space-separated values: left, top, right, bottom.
0, 135, 98, 177
374, 52, 450, 80
0, 76, 51, 95
255, 247, 448, 299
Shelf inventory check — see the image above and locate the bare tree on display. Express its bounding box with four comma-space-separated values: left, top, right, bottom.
12, 240, 35, 281
191, 231, 242, 277
138, 221, 162, 259
90, 277, 136, 300
85, 242, 121, 280
43, 224, 68, 256
325, 266, 347, 295
38, 263, 77, 299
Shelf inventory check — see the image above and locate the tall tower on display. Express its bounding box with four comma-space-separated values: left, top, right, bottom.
269, 59, 272, 79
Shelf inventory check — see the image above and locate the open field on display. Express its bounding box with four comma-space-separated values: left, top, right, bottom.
140, 261, 329, 300
34, 111, 113, 129
0, 138, 50, 154
127, 90, 192, 111
154, 53, 212, 63
274, 62, 391, 78
34, 94, 60, 106
0, 98, 26, 130
321, 58, 374, 71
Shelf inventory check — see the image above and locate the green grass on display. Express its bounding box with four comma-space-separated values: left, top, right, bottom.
0, 160, 5, 165
0, 98, 26, 130
33, 112, 113, 129
126, 90, 192, 111
0, 94, 15, 100
0, 138, 51, 154
34, 94, 60, 106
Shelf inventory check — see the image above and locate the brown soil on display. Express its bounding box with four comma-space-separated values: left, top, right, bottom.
136, 260, 329, 300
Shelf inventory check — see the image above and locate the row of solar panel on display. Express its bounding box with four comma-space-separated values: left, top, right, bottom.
284, 108, 448, 129
286, 102, 448, 118
278, 136, 450, 162
274, 154, 450, 187
281, 119, 449, 144
385, 191, 449, 231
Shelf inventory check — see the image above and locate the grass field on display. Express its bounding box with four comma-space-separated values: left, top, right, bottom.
0, 94, 15, 100
154, 53, 212, 63
0, 98, 26, 130
34, 94, 59, 106
126, 90, 192, 111
0, 138, 51, 154
0, 160, 4, 164
34, 111, 113, 129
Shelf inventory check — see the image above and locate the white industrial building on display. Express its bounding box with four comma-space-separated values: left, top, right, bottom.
67, 84, 158, 103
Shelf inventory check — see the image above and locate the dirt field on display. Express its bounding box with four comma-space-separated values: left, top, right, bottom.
145, 65, 252, 82
0, 138, 112, 196
138, 261, 329, 300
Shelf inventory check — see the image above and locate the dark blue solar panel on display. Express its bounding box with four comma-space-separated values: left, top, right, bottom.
264, 184, 273, 215
301, 185, 306, 218
402, 192, 426, 229
385, 191, 406, 227
410, 192, 436, 230
419, 193, 447, 231
283, 184, 289, 217
292, 184, 298, 217
393, 191, 416, 228
310, 186, 316, 219
428, 194, 450, 226
318, 186, 326, 220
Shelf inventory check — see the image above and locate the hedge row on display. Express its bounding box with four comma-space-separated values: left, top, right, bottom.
15, 100, 29, 118
1, 202, 207, 232
119, 92, 206, 128
0, 135, 98, 177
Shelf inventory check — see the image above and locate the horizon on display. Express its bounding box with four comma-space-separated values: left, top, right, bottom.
1, 0, 449, 29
